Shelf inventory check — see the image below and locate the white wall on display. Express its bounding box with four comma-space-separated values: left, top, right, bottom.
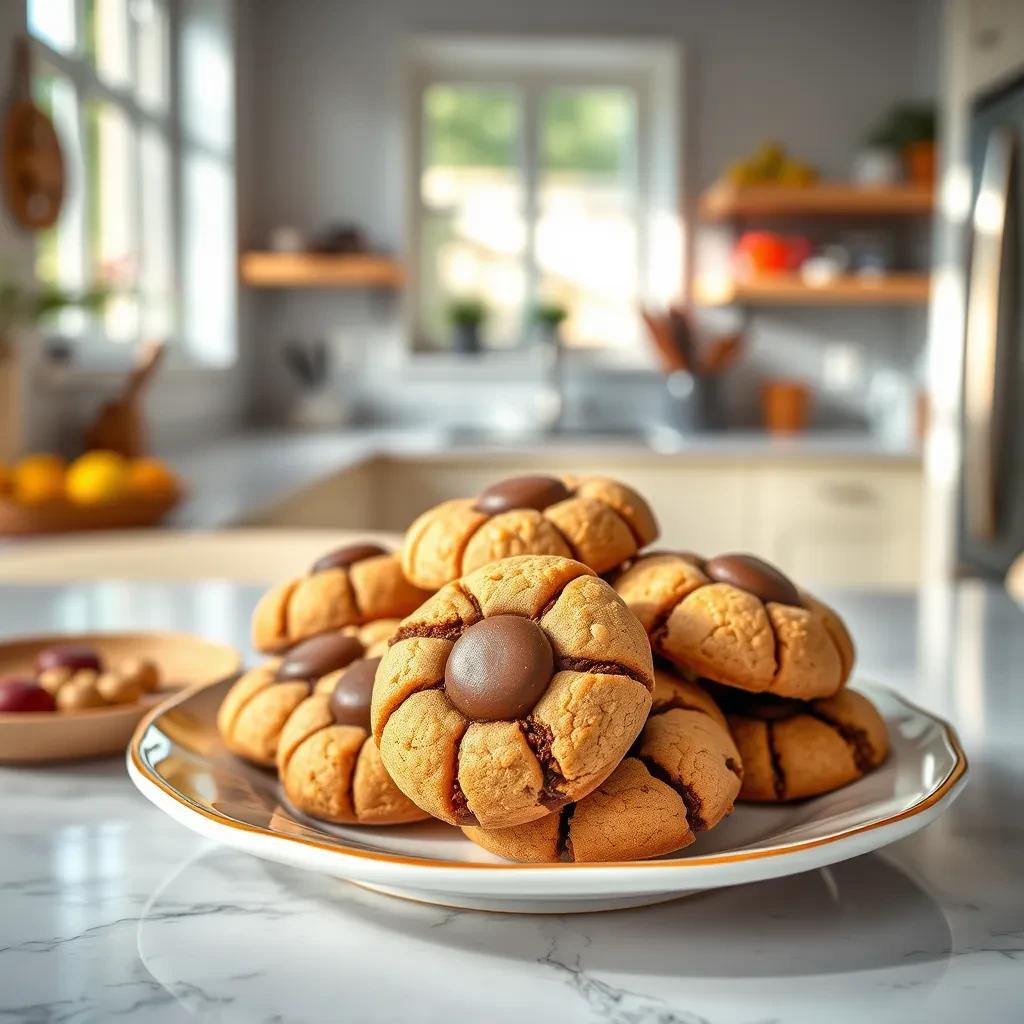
239, 0, 940, 429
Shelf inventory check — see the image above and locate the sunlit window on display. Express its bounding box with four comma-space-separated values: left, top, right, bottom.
28, 0, 236, 366
412, 40, 676, 354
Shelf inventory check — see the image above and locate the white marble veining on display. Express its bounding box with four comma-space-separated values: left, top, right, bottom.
1, 580, 1022, 1023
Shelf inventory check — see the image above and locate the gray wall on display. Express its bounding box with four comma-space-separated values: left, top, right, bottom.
239, 0, 940, 433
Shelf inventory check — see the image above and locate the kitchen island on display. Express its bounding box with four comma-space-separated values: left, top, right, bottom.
162, 428, 924, 588
1, 578, 1020, 1023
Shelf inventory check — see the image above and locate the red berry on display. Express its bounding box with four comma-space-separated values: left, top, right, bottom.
0, 678, 57, 713
35, 644, 102, 674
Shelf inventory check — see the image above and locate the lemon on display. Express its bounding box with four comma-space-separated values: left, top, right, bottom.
12, 453, 66, 504
126, 458, 179, 500
66, 450, 130, 506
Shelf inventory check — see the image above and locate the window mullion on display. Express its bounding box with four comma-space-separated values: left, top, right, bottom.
520, 79, 541, 349
167, 0, 184, 353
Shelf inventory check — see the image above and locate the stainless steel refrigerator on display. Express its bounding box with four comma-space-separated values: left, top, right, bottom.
959, 74, 1024, 577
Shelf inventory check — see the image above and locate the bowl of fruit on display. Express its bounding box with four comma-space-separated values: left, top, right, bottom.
0, 450, 183, 536
0, 633, 239, 762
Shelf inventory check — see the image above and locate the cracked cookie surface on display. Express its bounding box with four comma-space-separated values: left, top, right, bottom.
612, 551, 854, 699
276, 657, 428, 825
721, 686, 889, 801
401, 475, 658, 590
218, 620, 398, 766
463, 671, 742, 862
251, 542, 432, 653
372, 555, 655, 829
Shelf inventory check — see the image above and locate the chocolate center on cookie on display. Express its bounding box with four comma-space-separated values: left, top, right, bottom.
276, 633, 364, 683
328, 657, 381, 729
310, 543, 389, 574
474, 475, 572, 515
444, 615, 553, 721
704, 553, 801, 607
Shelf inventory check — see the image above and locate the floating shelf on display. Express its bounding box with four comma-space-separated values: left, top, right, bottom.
698, 182, 934, 221
240, 252, 405, 289
694, 272, 932, 307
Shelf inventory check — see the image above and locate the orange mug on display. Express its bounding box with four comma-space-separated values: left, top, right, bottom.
761, 379, 810, 434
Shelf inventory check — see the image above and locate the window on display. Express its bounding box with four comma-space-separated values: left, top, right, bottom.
28, 0, 236, 366
409, 38, 681, 356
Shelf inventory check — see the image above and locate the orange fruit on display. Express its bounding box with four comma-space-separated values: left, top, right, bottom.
66, 451, 129, 506
12, 454, 66, 504
126, 458, 179, 500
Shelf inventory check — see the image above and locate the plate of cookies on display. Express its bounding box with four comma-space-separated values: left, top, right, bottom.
129, 475, 967, 913
0, 632, 240, 763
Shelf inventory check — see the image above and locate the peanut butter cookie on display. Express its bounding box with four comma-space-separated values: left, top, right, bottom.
252, 543, 432, 653
277, 657, 429, 825
372, 555, 655, 829
401, 475, 658, 590
218, 620, 398, 766
719, 686, 889, 801
613, 552, 854, 699
463, 671, 742, 862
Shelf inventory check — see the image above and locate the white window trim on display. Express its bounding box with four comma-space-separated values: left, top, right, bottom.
402, 34, 684, 369
28, 0, 237, 376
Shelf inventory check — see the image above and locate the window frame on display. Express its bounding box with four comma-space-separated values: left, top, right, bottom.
28, 0, 237, 370
404, 35, 683, 364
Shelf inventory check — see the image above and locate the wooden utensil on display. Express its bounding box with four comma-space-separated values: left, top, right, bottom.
642, 308, 689, 373
84, 339, 165, 457
2, 37, 64, 230
643, 307, 744, 376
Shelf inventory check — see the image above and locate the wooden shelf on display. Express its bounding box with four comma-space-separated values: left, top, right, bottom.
699, 182, 934, 221
240, 252, 405, 289
694, 272, 931, 307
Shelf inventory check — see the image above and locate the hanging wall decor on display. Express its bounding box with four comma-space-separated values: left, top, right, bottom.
2, 37, 64, 230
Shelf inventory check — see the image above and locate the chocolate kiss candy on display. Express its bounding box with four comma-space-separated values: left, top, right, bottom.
704, 553, 801, 607
445, 615, 553, 721
35, 644, 102, 674
311, 543, 389, 575
328, 657, 381, 729
276, 633, 364, 683
474, 476, 571, 515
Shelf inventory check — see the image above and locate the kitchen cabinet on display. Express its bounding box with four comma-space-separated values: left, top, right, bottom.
749, 465, 923, 587
249, 449, 922, 588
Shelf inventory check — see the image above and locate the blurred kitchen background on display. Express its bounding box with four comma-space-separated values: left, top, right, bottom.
0, 0, 1021, 598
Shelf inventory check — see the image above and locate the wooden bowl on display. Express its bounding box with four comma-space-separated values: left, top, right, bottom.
0, 631, 240, 763
0, 493, 180, 536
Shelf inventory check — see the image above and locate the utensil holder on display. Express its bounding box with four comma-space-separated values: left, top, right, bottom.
665, 371, 720, 433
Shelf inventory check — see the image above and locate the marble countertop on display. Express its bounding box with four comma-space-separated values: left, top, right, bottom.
165, 427, 921, 530
1, 579, 1021, 1022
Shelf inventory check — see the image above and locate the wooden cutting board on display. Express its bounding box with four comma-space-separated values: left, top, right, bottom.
2, 38, 64, 230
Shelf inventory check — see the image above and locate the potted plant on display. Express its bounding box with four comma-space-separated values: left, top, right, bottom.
0, 280, 107, 459
447, 297, 487, 355
860, 104, 937, 186
532, 301, 568, 345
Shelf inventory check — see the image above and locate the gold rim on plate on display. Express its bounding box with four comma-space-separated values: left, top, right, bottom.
129, 681, 968, 872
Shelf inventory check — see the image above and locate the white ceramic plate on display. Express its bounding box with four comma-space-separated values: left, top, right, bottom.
128, 680, 966, 913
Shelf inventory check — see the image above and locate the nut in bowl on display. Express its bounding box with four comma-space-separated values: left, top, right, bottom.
0, 632, 240, 763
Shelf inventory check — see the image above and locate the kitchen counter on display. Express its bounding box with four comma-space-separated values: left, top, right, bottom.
165, 428, 921, 530
1, 579, 1021, 1023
